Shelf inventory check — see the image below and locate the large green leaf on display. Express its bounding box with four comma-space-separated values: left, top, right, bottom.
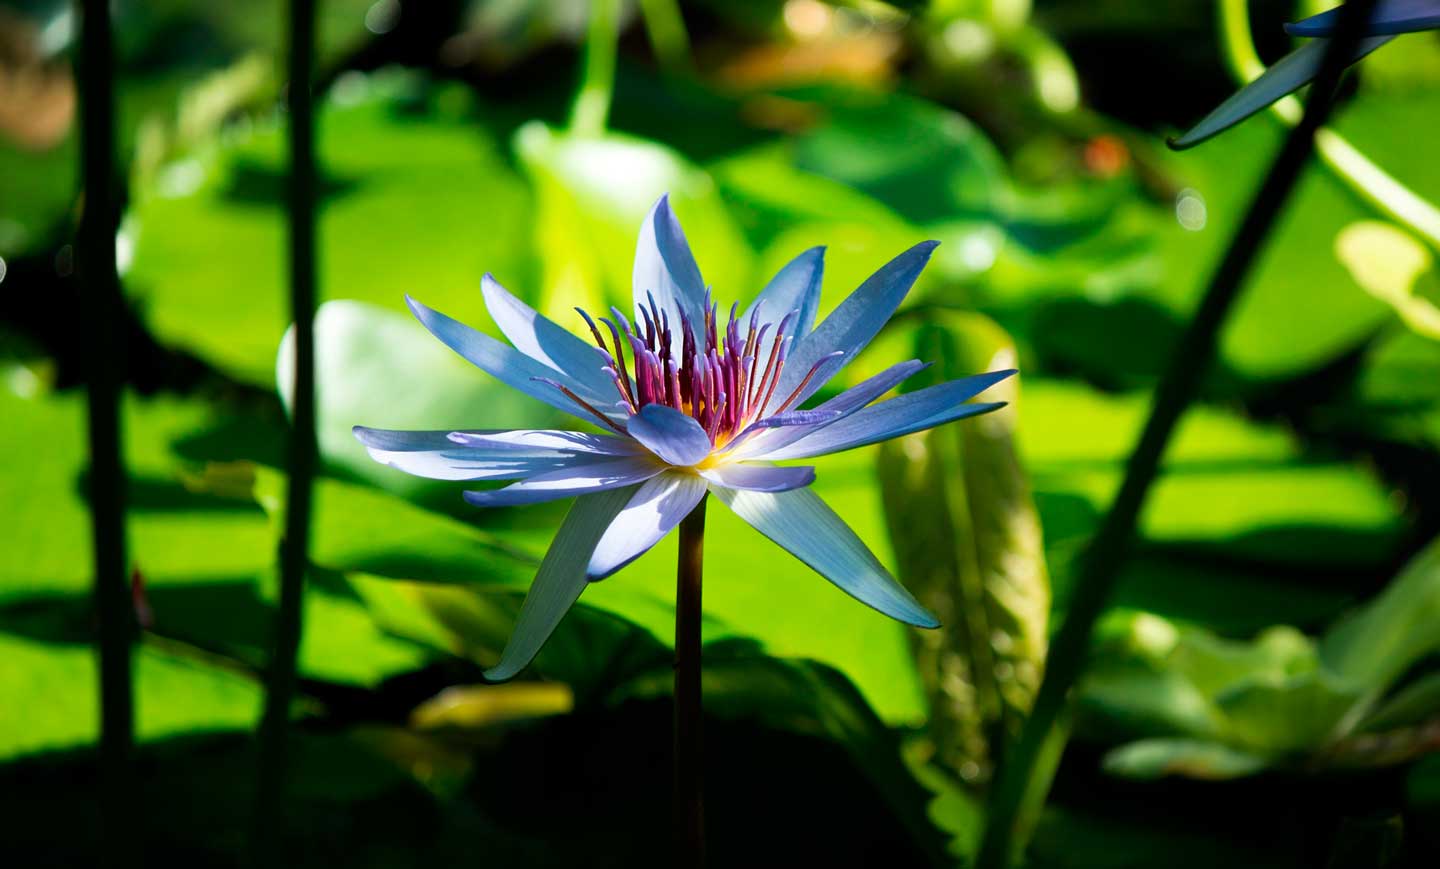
0, 380, 443, 692
0, 381, 276, 602
791, 91, 1008, 226
0, 632, 260, 762
1016, 379, 1405, 624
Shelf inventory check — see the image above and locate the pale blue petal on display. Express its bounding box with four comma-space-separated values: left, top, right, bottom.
737, 360, 929, 457
463, 456, 662, 507
714, 486, 939, 628
352, 426, 619, 481
759, 371, 1014, 460
406, 295, 619, 423
480, 274, 614, 396
743, 246, 825, 360
587, 472, 708, 579
447, 429, 641, 455
485, 485, 638, 681
763, 400, 1005, 461
769, 241, 938, 412
751, 409, 845, 428
1170, 35, 1394, 150
700, 463, 815, 492
633, 194, 707, 344
1287, 0, 1440, 36
625, 403, 713, 466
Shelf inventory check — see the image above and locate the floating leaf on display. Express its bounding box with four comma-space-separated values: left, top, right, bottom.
127, 72, 534, 384
0, 633, 260, 763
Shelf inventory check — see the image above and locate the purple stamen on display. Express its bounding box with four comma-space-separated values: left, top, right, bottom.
575, 296, 817, 446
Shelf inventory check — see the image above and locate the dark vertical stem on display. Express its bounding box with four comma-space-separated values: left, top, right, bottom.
76, 1, 134, 864
675, 495, 707, 869
251, 0, 317, 863
974, 2, 1378, 867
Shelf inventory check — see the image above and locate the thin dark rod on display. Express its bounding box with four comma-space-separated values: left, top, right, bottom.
675, 496, 708, 868
974, 1, 1379, 866
77, 0, 134, 864
251, 0, 318, 860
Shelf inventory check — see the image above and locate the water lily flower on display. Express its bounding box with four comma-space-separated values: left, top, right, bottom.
354, 195, 1013, 680
1171, 1, 1440, 149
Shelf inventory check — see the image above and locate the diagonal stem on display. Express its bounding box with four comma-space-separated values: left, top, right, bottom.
251, 0, 318, 863
76, 1, 135, 864
675, 495, 707, 868
974, 1, 1379, 866
571, 0, 621, 136
638, 0, 693, 75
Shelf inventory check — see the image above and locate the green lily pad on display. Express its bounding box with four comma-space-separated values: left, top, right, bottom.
1017, 380, 1405, 577
0, 632, 261, 762
126, 71, 533, 385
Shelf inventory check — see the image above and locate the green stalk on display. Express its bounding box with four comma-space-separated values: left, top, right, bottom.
1220, 0, 1440, 250
675, 496, 708, 868
638, 0, 693, 75
76, 1, 135, 864
251, 0, 318, 863
974, 2, 1379, 866
571, 0, 621, 137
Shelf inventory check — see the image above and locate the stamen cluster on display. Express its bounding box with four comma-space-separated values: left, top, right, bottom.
563, 292, 824, 446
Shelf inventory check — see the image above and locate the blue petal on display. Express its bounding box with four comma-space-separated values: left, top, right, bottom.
769, 241, 938, 412
587, 472, 708, 579
634, 194, 707, 344
1287, 0, 1440, 36
484, 485, 639, 681
752, 409, 845, 428
1169, 35, 1394, 150
700, 463, 815, 492
353, 426, 629, 480
625, 403, 713, 466
759, 370, 1015, 460
406, 295, 620, 423
737, 360, 929, 457
447, 429, 641, 454
480, 274, 615, 396
463, 456, 662, 507
743, 246, 825, 360
713, 486, 939, 628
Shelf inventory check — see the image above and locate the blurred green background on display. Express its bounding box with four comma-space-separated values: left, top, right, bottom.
4, 0, 1440, 865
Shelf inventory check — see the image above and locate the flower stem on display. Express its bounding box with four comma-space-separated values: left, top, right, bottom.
251, 0, 317, 863
570, 0, 620, 137
675, 495, 707, 868
974, 2, 1378, 866
638, 0, 693, 75
77, 0, 135, 864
